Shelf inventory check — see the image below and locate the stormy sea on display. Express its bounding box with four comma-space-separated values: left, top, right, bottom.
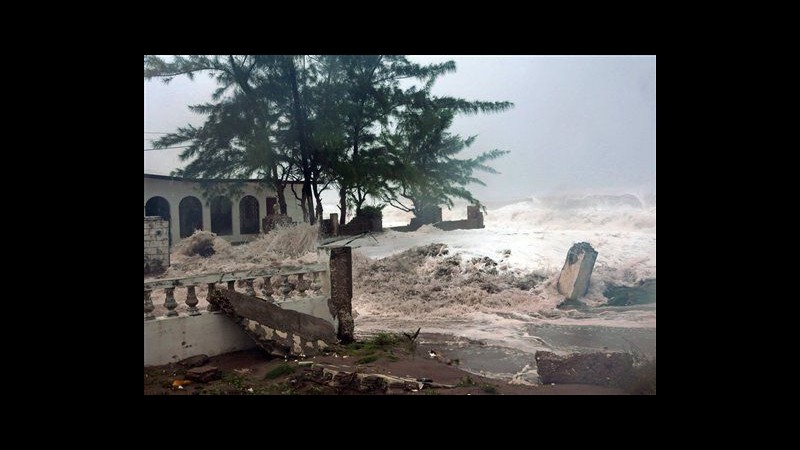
346, 193, 656, 385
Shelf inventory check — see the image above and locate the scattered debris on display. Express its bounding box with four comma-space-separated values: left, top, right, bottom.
185, 366, 221, 383
556, 242, 598, 302
178, 354, 209, 368
535, 351, 634, 388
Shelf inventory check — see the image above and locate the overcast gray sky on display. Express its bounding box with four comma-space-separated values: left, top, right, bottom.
144, 56, 655, 202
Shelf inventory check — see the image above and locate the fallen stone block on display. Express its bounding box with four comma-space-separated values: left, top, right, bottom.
535, 351, 633, 388
185, 365, 221, 383
557, 242, 598, 301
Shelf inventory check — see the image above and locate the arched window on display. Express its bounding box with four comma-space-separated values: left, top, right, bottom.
239, 195, 260, 234
179, 196, 203, 238
145, 196, 170, 221
210, 196, 233, 236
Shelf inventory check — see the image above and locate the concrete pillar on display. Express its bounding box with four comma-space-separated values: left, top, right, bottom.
257, 195, 267, 233
231, 197, 241, 241
169, 198, 180, 245
329, 246, 353, 343
556, 242, 598, 301
330, 213, 339, 236
202, 200, 212, 235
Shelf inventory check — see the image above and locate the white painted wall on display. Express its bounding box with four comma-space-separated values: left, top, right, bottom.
144, 312, 256, 366
143, 175, 304, 244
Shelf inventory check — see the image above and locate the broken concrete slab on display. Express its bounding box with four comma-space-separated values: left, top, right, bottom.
556, 242, 598, 301
535, 351, 634, 388
185, 365, 221, 383
209, 288, 336, 358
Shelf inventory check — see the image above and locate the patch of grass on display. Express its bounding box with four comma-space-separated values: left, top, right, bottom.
356, 355, 379, 365
628, 358, 656, 395
482, 384, 499, 395
307, 385, 326, 395
424, 389, 440, 395
264, 363, 296, 380
386, 354, 399, 362
222, 373, 246, 390
457, 375, 478, 387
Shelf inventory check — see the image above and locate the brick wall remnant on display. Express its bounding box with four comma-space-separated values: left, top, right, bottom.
144, 216, 170, 274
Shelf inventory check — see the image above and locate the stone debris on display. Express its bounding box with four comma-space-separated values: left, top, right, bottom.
185, 365, 221, 383
556, 242, 598, 301
535, 351, 633, 388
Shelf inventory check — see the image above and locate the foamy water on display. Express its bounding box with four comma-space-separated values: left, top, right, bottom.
350, 194, 656, 381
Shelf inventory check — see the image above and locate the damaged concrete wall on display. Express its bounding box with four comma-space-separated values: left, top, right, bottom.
209, 289, 337, 357
144, 217, 170, 274
144, 312, 256, 366
557, 242, 598, 301
433, 206, 484, 231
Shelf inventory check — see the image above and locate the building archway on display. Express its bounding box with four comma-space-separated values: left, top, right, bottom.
179, 196, 203, 238
239, 195, 260, 234
145, 196, 170, 221
210, 196, 233, 236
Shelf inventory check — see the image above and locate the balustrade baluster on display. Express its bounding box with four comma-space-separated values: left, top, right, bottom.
281, 275, 291, 300
311, 272, 321, 294
262, 276, 274, 301
207, 283, 220, 312
144, 290, 154, 320
186, 285, 200, 316
297, 273, 307, 296
245, 279, 256, 297
164, 288, 178, 317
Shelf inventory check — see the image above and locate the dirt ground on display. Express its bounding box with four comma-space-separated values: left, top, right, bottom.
144, 345, 627, 395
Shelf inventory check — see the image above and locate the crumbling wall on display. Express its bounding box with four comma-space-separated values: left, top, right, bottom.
409, 206, 442, 230
432, 206, 484, 231
144, 216, 170, 274
339, 216, 382, 236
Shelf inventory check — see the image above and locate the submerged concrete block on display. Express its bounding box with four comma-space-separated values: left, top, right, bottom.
556, 242, 598, 300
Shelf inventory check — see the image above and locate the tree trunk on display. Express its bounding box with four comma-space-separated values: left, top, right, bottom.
272, 165, 288, 215
286, 57, 315, 225
312, 172, 324, 223
339, 185, 347, 225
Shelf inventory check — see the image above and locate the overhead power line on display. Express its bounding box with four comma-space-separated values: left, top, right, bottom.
144, 146, 190, 152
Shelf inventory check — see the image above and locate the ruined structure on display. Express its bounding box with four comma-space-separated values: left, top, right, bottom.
144, 246, 354, 365
556, 242, 598, 301
433, 205, 484, 231
144, 217, 170, 274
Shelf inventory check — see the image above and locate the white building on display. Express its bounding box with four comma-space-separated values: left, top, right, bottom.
144, 174, 305, 244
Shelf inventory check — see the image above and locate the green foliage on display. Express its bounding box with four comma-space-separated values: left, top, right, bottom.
482, 384, 499, 395
457, 375, 478, 387
264, 363, 296, 380
145, 55, 513, 220
355, 355, 379, 364
357, 205, 385, 219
